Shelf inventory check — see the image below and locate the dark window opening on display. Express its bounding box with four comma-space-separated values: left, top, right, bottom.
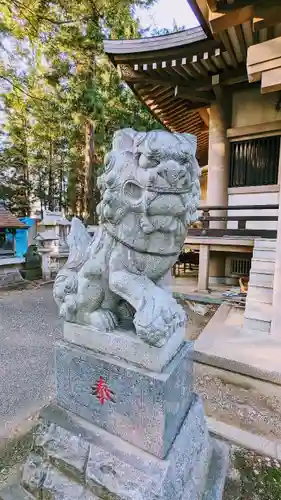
229, 136, 280, 188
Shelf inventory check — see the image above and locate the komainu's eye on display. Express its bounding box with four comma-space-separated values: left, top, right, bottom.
123, 181, 143, 202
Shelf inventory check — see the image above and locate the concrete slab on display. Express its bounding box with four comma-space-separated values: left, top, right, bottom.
244, 300, 272, 322
194, 304, 281, 385
195, 362, 281, 442
207, 418, 280, 460
243, 317, 271, 333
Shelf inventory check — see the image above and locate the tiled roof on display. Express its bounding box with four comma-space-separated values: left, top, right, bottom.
35, 229, 59, 240
0, 205, 28, 229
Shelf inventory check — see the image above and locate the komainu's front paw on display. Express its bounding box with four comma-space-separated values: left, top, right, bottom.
134, 291, 186, 347
60, 295, 77, 322
89, 309, 119, 332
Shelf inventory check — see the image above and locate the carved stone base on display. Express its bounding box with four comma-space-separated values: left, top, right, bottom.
63, 321, 185, 372
2, 399, 229, 500
55, 340, 193, 458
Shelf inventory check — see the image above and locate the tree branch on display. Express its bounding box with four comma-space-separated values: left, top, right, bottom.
0, 76, 45, 102
3, 0, 91, 26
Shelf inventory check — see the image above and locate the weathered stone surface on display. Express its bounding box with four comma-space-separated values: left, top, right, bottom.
42, 467, 98, 500
53, 129, 200, 348
24, 394, 228, 500
40, 403, 169, 481
63, 321, 185, 372
0, 269, 24, 287
56, 340, 193, 458
22, 454, 49, 497
22, 455, 99, 500
38, 395, 221, 500
35, 422, 90, 481
86, 443, 162, 499
0, 484, 35, 500
202, 440, 230, 500
161, 394, 212, 500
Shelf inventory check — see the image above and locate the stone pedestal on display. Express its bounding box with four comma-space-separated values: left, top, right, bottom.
4, 325, 230, 500
37, 248, 52, 280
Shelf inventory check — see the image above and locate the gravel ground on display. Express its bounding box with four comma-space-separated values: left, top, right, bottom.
0, 284, 62, 438
194, 366, 281, 441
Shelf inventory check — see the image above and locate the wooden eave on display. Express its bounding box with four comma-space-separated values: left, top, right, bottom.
105, 27, 245, 165
105, 1, 281, 166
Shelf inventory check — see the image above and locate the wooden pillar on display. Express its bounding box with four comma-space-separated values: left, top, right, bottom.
198, 244, 210, 291
207, 102, 230, 229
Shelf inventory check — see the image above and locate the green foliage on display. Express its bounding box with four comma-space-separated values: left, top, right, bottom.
234, 449, 281, 500
0, 0, 161, 219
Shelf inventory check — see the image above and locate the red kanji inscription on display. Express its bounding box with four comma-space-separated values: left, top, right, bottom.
91, 376, 115, 405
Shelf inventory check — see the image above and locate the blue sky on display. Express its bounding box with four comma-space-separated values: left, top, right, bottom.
136, 0, 198, 32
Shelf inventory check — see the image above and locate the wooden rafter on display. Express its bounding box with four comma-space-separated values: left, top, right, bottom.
122, 62, 247, 92
206, 0, 217, 12
198, 108, 210, 127
209, 0, 281, 34
175, 85, 215, 103
209, 6, 254, 34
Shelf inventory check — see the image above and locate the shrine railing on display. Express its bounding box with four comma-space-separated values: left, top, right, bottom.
188, 204, 279, 239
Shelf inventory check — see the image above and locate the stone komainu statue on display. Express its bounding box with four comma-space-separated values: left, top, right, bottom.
53, 129, 200, 347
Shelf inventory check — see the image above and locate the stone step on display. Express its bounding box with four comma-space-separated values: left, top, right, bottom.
243, 317, 271, 333
249, 271, 274, 287
247, 285, 273, 304
244, 300, 273, 323
250, 259, 275, 274
253, 249, 276, 262
254, 239, 276, 250
247, 279, 273, 290
0, 484, 34, 500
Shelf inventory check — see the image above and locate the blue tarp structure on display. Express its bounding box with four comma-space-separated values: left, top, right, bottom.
15, 217, 35, 257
